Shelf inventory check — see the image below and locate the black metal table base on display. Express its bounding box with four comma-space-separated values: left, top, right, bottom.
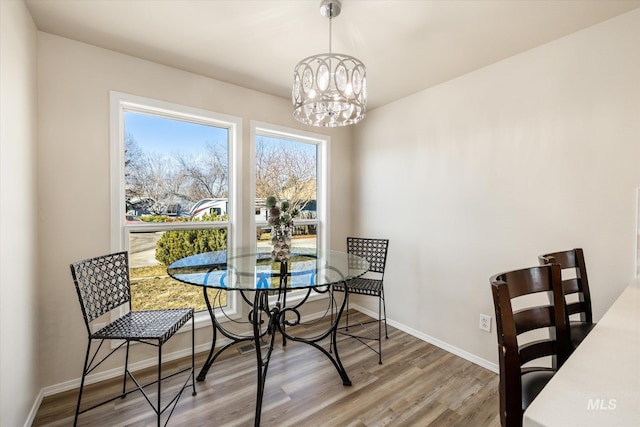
196, 278, 351, 426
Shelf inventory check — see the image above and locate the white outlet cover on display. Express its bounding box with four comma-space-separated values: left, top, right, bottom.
479, 314, 491, 332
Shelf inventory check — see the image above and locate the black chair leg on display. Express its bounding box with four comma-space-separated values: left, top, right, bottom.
328, 290, 336, 354
382, 290, 388, 339
157, 343, 162, 427
122, 341, 130, 397
191, 315, 197, 396
74, 341, 92, 427
345, 292, 351, 331
378, 295, 383, 364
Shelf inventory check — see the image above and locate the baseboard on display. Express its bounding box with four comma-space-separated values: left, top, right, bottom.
39, 340, 216, 399
351, 304, 499, 374
30, 306, 497, 425
24, 389, 44, 427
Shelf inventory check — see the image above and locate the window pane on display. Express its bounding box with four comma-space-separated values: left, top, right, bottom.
129, 229, 228, 312
256, 225, 316, 252
255, 135, 317, 220
256, 226, 271, 248
292, 224, 317, 250
124, 111, 229, 223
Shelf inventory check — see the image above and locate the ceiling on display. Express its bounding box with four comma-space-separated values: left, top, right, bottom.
25, 0, 640, 110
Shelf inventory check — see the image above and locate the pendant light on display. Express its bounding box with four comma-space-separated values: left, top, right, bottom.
292, 0, 367, 127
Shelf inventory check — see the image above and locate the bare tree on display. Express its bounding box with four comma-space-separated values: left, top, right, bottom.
126, 132, 315, 219
130, 152, 176, 214
125, 133, 144, 200
174, 141, 229, 201
125, 134, 173, 215
255, 137, 316, 212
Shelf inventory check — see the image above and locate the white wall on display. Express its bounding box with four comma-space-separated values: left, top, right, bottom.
22, 4, 640, 419
353, 9, 640, 367
36, 33, 353, 389
0, 1, 40, 425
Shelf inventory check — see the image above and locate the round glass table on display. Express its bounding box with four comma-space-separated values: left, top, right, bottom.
167, 248, 369, 426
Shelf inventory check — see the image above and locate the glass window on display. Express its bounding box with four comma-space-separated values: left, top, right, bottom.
124, 111, 230, 224
111, 92, 241, 315
253, 122, 328, 258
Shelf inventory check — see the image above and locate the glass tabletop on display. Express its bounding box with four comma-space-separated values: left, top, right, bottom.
167, 248, 370, 290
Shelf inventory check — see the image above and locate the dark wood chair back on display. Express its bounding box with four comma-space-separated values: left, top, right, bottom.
490, 264, 570, 427
538, 248, 593, 324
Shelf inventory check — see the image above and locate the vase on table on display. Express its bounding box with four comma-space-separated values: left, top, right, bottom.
271, 227, 292, 262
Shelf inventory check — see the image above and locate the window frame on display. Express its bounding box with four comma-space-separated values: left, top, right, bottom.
110, 91, 243, 328
250, 121, 330, 305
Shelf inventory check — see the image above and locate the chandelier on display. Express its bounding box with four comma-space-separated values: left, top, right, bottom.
292, 0, 367, 127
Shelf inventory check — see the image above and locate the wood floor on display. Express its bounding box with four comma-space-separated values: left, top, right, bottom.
33, 311, 500, 427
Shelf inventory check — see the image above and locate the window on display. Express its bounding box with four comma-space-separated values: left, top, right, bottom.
110, 92, 242, 319
110, 96, 329, 323
251, 122, 329, 256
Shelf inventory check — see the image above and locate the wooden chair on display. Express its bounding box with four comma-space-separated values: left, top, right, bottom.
335, 237, 389, 364
70, 251, 196, 426
538, 248, 596, 349
490, 264, 571, 427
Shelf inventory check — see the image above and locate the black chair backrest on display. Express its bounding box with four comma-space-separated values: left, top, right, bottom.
538, 248, 593, 323
70, 251, 131, 332
490, 264, 570, 427
347, 237, 389, 275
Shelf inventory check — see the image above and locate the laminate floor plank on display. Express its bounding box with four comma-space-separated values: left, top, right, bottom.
33, 311, 499, 427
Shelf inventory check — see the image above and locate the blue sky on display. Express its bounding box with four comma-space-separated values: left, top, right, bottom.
124, 111, 227, 157
257, 135, 317, 155
125, 111, 317, 159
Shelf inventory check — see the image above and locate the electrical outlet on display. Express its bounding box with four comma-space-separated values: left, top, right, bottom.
479, 314, 492, 333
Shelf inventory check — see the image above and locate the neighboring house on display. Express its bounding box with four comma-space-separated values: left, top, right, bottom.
166, 204, 181, 217
127, 197, 183, 217
189, 198, 228, 220
192, 198, 316, 222
126, 196, 156, 216
255, 198, 316, 222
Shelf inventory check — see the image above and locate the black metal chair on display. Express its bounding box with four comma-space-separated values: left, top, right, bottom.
490, 264, 571, 427
538, 248, 596, 350
335, 237, 389, 364
70, 251, 196, 426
